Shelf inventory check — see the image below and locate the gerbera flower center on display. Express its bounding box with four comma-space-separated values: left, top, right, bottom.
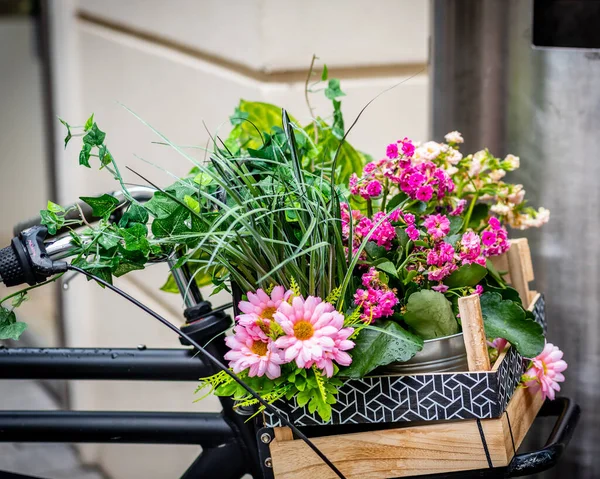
261, 306, 277, 321
250, 341, 268, 356
293, 321, 314, 340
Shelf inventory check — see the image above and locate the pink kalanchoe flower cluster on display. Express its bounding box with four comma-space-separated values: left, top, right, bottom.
459, 231, 486, 267
423, 214, 451, 240
481, 217, 510, 257
354, 267, 399, 323
523, 342, 567, 401
340, 204, 397, 252
349, 174, 383, 200
225, 288, 355, 379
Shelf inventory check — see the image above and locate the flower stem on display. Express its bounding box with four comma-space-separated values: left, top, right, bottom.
0, 273, 65, 306
462, 193, 479, 232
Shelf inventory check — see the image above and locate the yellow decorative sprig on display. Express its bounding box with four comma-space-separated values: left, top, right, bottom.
325, 286, 342, 306
289, 276, 302, 297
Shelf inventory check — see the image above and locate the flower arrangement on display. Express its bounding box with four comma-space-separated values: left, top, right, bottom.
0, 68, 565, 419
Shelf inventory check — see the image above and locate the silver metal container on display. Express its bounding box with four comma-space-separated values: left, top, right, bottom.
380, 332, 468, 375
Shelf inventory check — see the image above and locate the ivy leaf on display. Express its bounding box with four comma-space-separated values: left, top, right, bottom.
151, 205, 191, 238
40, 206, 66, 235
59, 118, 72, 149
145, 192, 180, 219
321, 64, 328, 81
120, 223, 150, 255
444, 263, 487, 288
98, 145, 113, 166
479, 292, 544, 357
82, 122, 106, 147
46, 201, 65, 213
331, 100, 344, 140
79, 143, 92, 168
84, 113, 94, 131
341, 321, 423, 378
403, 290, 459, 339
324, 79, 346, 100
80, 194, 120, 218
118, 203, 149, 228
0, 307, 27, 340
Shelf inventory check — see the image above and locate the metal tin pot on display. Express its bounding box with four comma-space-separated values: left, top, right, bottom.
379, 332, 468, 375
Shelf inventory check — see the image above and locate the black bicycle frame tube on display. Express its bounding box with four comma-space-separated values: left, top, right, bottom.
0, 347, 210, 380
0, 411, 233, 448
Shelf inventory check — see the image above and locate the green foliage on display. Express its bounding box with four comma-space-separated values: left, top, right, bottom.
0, 306, 27, 340
341, 321, 424, 378
403, 290, 459, 339
444, 263, 487, 288
479, 292, 544, 357
324, 79, 345, 100
80, 194, 120, 218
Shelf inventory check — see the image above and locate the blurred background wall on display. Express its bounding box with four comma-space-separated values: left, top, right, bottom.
1, 1, 429, 478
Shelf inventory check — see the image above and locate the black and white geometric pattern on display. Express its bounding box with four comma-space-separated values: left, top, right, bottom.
263, 295, 546, 428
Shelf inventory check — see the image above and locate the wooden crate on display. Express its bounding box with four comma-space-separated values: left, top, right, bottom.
267, 238, 543, 478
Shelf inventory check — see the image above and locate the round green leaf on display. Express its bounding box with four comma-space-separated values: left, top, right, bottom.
403, 290, 459, 339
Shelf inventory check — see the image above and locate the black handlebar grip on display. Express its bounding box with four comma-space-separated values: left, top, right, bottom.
0, 242, 26, 287
13, 201, 96, 237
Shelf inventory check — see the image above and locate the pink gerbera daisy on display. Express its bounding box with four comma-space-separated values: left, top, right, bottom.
224, 325, 284, 380
523, 342, 568, 401
273, 296, 354, 371
236, 286, 290, 340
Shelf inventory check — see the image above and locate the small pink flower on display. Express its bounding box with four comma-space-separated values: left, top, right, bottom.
416, 185, 433, 202
487, 337, 508, 352
386, 143, 399, 159
481, 231, 497, 246
400, 137, 415, 157
224, 326, 284, 379
406, 225, 420, 241
423, 214, 451, 240
473, 284, 484, 295
273, 296, 354, 371
404, 213, 416, 225
388, 209, 402, 222
523, 342, 567, 401
488, 217, 502, 231
450, 199, 467, 216
432, 283, 449, 293
366, 180, 383, 197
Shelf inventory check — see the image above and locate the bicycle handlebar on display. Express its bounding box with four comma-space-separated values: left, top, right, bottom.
0, 187, 156, 287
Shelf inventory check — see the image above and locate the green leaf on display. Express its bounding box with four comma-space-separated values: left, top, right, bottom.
46, 201, 64, 213
82, 122, 106, 147
59, 118, 72, 148
448, 216, 464, 236
403, 290, 459, 339
0, 306, 27, 340
486, 258, 506, 287
479, 292, 544, 357
364, 241, 387, 260
98, 232, 120, 250
84, 113, 94, 131
229, 106, 249, 126
98, 145, 113, 166
376, 260, 398, 278
444, 263, 487, 288
144, 191, 180, 219
386, 193, 409, 212
80, 194, 120, 218
341, 321, 424, 377
321, 64, 328, 81
118, 203, 149, 227
469, 203, 491, 229
227, 100, 298, 151
120, 223, 150, 254
331, 100, 344, 140
79, 143, 92, 168
39, 209, 64, 235
324, 79, 345, 100
151, 205, 191, 238
184, 195, 200, 214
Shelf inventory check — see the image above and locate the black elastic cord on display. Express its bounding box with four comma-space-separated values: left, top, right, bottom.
505, 411, 517, 457
476, 418, 493, 468
68, 265, 347, 479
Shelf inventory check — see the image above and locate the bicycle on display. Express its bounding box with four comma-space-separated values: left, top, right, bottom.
0, 188, 580, 479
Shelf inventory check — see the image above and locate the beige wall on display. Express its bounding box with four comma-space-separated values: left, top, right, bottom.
50, 1, 430, 477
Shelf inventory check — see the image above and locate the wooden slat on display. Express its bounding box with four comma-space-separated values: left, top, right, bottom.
507, 238, 533, 304
274, 426, 294, 442
490, 253, 511, 284
458, 295, 491, 372
269, 386, 544, 479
